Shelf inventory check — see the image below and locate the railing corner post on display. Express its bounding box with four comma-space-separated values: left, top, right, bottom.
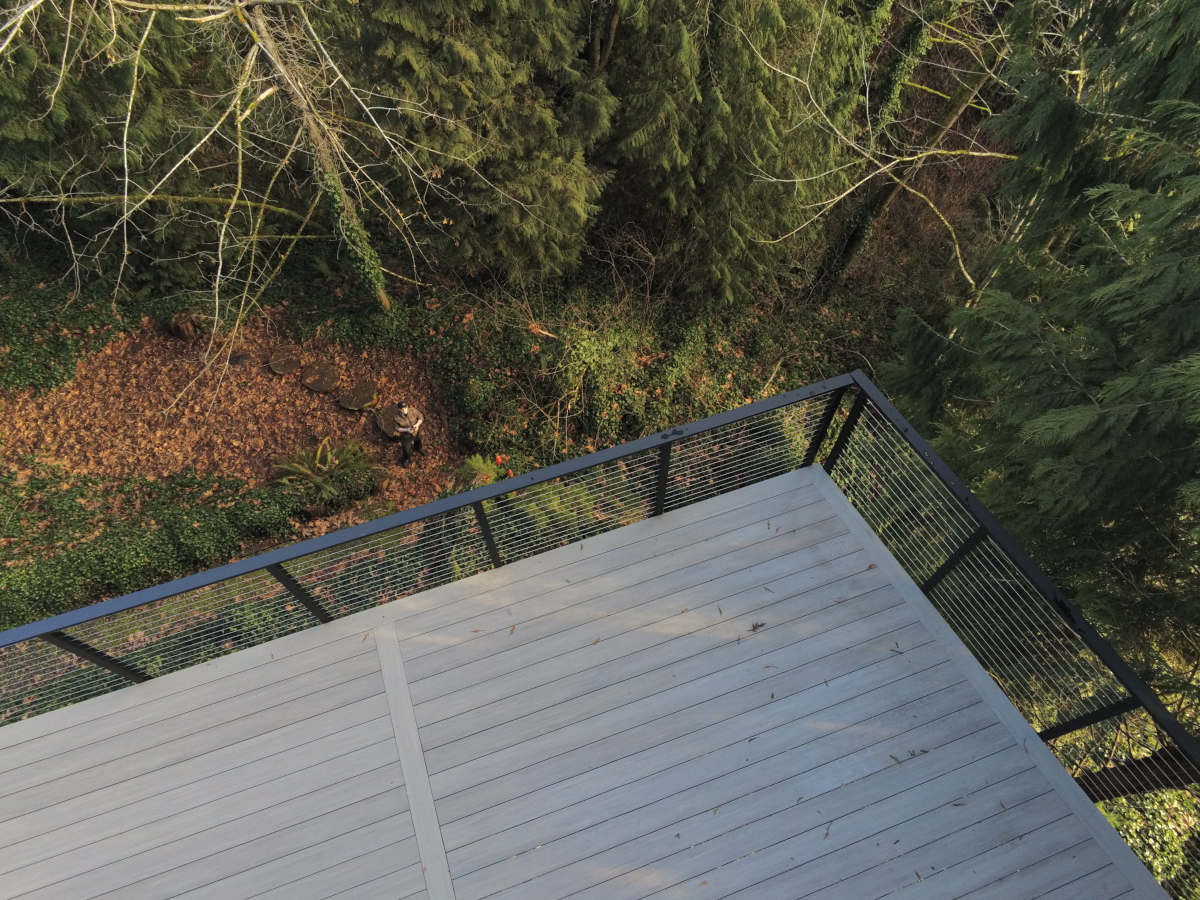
822, 390, 868, 476
802, 387, 846, 468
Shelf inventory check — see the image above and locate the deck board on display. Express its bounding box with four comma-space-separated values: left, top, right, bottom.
448, 687, 1004, 898
0, 631, 424, 900
0, 643, 380, 795
250, 851, 426, 900
406, 503, 846, 696
425, 581, 907, 782
5, 737, 403, 885
804, 789, 1074, 899
0, 467, 1165, 899
418, 553, 889, 753
1039, 865, 1132, 900
440, 642, 960, 857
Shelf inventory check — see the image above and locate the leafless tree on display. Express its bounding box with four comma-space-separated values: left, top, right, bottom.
0, 0, 483, 373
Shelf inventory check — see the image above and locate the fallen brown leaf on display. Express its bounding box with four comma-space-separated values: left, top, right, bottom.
0, 313, 459, 516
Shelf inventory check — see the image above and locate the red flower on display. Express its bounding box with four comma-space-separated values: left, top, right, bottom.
507, 469, 514, 478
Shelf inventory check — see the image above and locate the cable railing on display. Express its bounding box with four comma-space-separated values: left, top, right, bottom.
1, 371, 1196, 894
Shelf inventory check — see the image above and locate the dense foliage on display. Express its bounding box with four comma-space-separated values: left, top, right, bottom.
0, 455, 377, 630
893, 0, 1199, 684
0, 0, 905, 307
886, 2, 1200, 886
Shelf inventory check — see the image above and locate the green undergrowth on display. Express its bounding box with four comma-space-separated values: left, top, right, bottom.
0, 455, 376, 631
0, 239, 293, 392
273, 438, 382, 518
0, 263, 126, 392
0, 248, 203, 392
286, 269, 863, 474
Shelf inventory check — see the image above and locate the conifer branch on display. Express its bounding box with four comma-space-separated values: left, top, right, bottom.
724, 4, 1012, 252
108, 0, 302, 14
591, 6, 620, 73
209, 54, 250, 359
44, 0, 75, 113
95, 46, 257, 260
242, 3, 390, 309
4, 0, 591, 345
0, 0, 49, 56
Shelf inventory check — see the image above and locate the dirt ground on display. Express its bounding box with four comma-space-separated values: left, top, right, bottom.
0, 312, 462, 532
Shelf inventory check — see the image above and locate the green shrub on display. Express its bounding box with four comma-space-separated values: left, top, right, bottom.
282, 266, 857, 493
457, 453, 506, 486
273, 438, 382, 517
230, 485, 300, 538
1104, 790, 1200, 885
163, 506, 242, 570
0, 458, 376, 631
0, 248, 198, 392
97, 525, 181, 595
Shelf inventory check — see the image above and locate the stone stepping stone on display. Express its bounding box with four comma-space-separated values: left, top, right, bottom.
168, 311, 203, 341
376, 403, 400, 438
268, 346, 302, 375
338, 381, 378, 411
302, 361, 339, 393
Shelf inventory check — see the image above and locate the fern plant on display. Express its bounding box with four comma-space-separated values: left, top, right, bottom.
273, 438, 382, 516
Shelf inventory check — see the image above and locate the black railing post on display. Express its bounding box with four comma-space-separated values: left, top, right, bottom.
267, 563, 333, 623
653, 442, 673, 516
921, 526, 988, 594
40, 631, 149, 684
802, 387, 846, 468
473, 500, 504, 568
822, 391, 868, 476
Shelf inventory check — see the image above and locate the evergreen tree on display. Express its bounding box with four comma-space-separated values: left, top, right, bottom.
903, 0, 1200, 655
886, 4, 1200, 878
810, 0, 1005, 301
890, 1, 1200, 805
346, 0, 617, 279
0, 7, 226, 294
595, 0, 890, 304
1, 1, 616, 304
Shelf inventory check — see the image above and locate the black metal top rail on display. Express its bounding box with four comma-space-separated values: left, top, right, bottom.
2, 371, 1196, 772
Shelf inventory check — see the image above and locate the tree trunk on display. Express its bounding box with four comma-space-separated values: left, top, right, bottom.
592, 6, 620, 73
810, 1, 1003, 301
246, 6, 390, 310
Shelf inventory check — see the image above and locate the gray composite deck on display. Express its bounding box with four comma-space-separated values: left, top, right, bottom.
0, 468, 1166, 899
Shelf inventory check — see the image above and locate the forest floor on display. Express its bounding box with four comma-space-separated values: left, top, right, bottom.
0, 310, 464, 540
